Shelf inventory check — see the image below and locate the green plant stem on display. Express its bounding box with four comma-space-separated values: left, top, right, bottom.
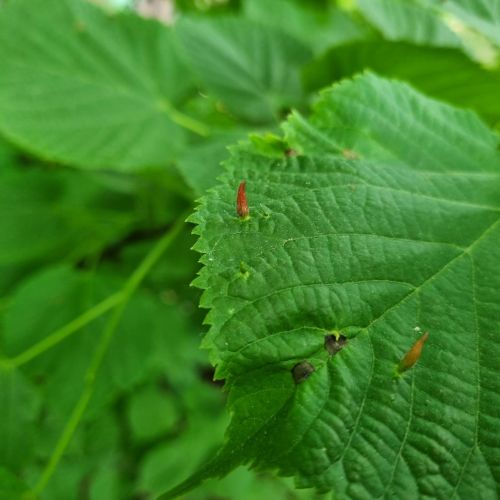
160, 100, 210, 137
31, 212, 189, 497
8, 292, 124, 369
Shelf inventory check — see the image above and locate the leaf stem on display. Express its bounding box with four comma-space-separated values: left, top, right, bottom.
160, 100, 210, 137
31, 212, 189, 496
8, 292, 124, 369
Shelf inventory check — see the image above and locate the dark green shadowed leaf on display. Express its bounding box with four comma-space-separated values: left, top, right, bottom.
175, 16, 312, 124
161, 73, 500, 498
1, 266, 201, 416
0, 0, 202, 170
0, 166, 136, 268
0, 468, 28, 500
0, 368, 41, 470
304, 41, 500, 125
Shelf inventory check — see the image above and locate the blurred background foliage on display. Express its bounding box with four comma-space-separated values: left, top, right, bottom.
0, 0, 498, 498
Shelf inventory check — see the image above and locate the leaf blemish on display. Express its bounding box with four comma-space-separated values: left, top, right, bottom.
324, 333, 347, 356
239, 261, 250, 280
396, 331, 429, 375
342, 148, 359, 160
292, 361, 315, 384
236, 180, 249, 219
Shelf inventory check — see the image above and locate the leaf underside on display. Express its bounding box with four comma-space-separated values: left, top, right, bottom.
165, 73, 500, 499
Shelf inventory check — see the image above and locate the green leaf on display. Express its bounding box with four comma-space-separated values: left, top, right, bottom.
427, 0, 500, 47
243, 0, 375, 54
137, 385, 228, 496
177, 129, 251, 195
175, 16, 312, 124
0, 137, 16, 166
0, 368, 40, 470
0, 0, 203, 170
0, 468, 27, 500
2, 265, 200, 416
0, 166, 135, 268
356, 0, 462, 47
304, 41, 500, 124
127, 384, 180, 443
166, 73, 500, 497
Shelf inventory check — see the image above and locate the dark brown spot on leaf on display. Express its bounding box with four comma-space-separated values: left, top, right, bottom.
292, 361, 315, 384
324, 334, 347, 356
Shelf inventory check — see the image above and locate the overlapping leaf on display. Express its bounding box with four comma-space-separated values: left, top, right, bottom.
356, 0, 462, 47
304, 41, 500, 124
243, 0, 375, 54
170, 74, 500, 498
175, 16, 312, 123
0, 0, 199, 170
426, 0, 500, 46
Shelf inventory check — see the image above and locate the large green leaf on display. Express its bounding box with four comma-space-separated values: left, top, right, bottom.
0, 0, 201, 170
165, 73, 500, 498
175, 16, 312, 124
304, 41, 500, 124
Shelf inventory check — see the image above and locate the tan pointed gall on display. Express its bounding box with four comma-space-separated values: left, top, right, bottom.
397, 332, 429, 374
236, 180, 249, 218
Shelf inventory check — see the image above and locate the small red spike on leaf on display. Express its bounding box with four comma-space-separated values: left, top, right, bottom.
236, 181, 249, 218
397, 332, 429, 374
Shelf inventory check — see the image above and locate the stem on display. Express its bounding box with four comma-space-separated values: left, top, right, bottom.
8, 292, 123, 369
32, 213, 189, 496
160, 100, 210, 137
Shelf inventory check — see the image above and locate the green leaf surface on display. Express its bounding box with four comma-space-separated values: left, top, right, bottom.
177, 129, 251, 195
0, 166, 135, 268
168, 73, 500, 498
2, 265, 200, 416
0, 368, 40, 470
304, 41, 500, 124
356, 0, 462, 47
243, 0, 375, 54
0, 468, 27, 500
175, 16, 312, 124
0, 0, 200, 170
427, 0, 500, 46
127, 384, 180, 443
137, 385, 228, 496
